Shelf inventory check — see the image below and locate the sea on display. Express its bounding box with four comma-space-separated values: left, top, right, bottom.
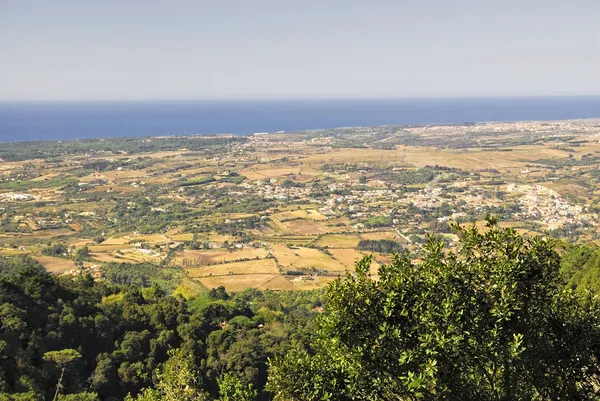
1, 97, 600, 143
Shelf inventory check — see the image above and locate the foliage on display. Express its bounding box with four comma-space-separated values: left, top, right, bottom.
102, 262, 182, 291
73, 246, 90, 262
218, 373, 258, 401
56, 393, 99, 401
560, 243, 600, 293
177, 176, 216, 187
268, 222, 600, 400
127, 349, 206, 401
42, 243, 69, 257
43, 350, 82, 367
0, 136, 247, 162
361, 215, 393, 229
357, 239, 404, 254
0, 255, 323, 400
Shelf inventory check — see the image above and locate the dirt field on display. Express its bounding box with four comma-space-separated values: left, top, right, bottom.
91, 252, 140, 264
100, 237, 131, 245
297, 148, 410, 166
167, 233, 194, 241
281, 219, 333, 235
329, 248, 382, 273
328, 248, 366, 268
270, 244, 346, 273
30, 228, 76, 239
35, 256, 77, 274
186, 259, 279, 278
275, 209, 328, 221
197, 274, 296, 292
89, 244, 135, 252
240, 166, 320, 181
177, 248, 270, 266
360, 231, 398, 241
399, 146, 573, 171
290, 276, 338, 289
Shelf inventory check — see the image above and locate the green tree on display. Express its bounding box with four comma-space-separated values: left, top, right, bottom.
56, 393, 99, 401
268, 221, 600, 400
218, 373, 258, 401
73, 246, 90, 262
43, 350, 82, 401
126, 348, 206, 401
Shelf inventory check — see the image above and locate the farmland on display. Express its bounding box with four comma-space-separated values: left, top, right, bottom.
2, 119, 600, 293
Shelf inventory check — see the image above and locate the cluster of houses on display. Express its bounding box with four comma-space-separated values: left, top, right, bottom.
507, 184, 593, 230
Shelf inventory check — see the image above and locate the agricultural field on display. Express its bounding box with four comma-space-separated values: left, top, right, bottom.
270, 244, 347, 273
314, 234, 362, 248
185, 259, 279, 278
35, 256, 78, 274
196, 274, 296, 292
2, 119, 600, 293
177, 248, 269, 267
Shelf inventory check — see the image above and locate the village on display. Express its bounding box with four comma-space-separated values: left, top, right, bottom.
1, 119, 600, 292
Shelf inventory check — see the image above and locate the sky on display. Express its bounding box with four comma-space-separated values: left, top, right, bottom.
1, 0, 599, 101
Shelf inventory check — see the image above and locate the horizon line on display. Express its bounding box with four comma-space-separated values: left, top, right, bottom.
2, 94, 600, 103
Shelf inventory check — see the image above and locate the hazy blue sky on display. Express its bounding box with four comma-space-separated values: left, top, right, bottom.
1, 0, 599, 100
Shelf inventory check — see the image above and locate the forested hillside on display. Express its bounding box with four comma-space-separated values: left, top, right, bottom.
0, 256, 322, 401
2, 222, 600, 400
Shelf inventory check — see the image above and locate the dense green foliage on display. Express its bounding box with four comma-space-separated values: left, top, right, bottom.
102, 262, 183, 292
0, 136, 246, 162
357, 239, 404, 254
560, 243, 600, 294
0, 256, 323, 400
42, 243, 69, 257
268, 222, 600, 400
0, 176, 79, 191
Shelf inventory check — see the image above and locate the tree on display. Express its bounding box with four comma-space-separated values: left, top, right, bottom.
209, 286, 230, 301
218, 373, 257, 401
0, 303, 26, 332
43, 350, 82, 401
56, 393, 99, 401
73, 246, 90, 262
126, 348, 206, 401
268, 221, 600, 401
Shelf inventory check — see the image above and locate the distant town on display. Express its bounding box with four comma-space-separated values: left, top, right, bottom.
1, 118, 600, 292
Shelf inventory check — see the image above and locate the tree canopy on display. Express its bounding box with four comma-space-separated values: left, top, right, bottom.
268, 221, 600, 400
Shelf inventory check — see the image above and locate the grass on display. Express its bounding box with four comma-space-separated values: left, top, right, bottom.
173, 277, 208, 299
0, 176, 78, 191
314, 234, 362, 248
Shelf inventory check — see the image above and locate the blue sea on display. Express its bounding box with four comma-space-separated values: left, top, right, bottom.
1, 97, 600, 143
